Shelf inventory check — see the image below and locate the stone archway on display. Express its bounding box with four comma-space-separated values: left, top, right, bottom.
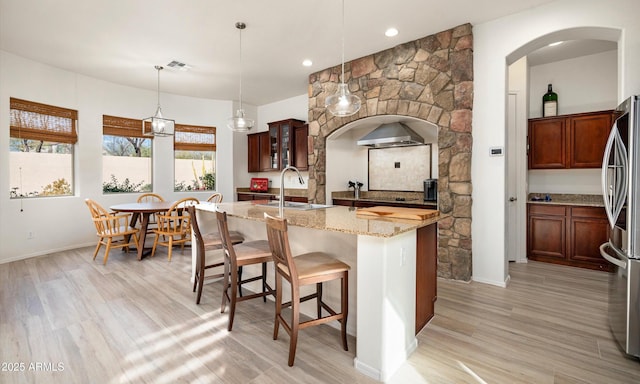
306, 23, 473, 281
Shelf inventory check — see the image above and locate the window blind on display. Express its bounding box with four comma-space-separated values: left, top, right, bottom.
174, 124, 216, 151
10, 98, 78, 144
103, 115, 149, 139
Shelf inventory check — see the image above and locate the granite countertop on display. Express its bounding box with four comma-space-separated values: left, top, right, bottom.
332, 191, 437, 207
527, 193, 604, 207
197, 201, 444, 238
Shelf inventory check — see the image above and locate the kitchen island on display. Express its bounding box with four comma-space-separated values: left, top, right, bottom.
194, 201, 443, 381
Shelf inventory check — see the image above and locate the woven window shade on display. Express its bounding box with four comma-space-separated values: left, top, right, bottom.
174, 124, 216, 151
10, 98, 78, 144
103, 115, 149, 139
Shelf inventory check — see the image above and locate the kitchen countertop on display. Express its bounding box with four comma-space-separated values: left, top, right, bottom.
527, 193, 604, 207
197, 200, 443, 238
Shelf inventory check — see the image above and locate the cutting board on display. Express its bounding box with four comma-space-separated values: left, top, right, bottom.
356, 206, 439, 220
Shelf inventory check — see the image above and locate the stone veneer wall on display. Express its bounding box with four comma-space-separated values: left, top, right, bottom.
307, 23, 473, 281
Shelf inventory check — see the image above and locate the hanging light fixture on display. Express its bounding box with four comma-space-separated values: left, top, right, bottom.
325, 0, 361, 117
143, 65, 175, 136
227, 22, 255, 132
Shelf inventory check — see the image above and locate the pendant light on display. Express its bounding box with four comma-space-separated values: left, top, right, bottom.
325, 0, 361, 117
227, 22, 255, 132
143, 65, 175, 136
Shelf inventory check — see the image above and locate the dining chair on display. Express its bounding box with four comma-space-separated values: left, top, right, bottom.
264, 213, 350, 366
206, 193, 223, 203
84, 199, 140, 265
186, 205, 244, 305
151, 197, 199, 261
136, 192, 166, 233
216, 209, 274, 331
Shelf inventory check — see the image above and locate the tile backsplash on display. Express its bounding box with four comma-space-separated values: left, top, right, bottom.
368, 144, 432, 191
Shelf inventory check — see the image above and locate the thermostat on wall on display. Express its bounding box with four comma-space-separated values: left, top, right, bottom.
489, 146, 504, 156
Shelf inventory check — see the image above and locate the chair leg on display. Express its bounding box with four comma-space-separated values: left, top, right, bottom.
317, 282, 323, 318
273, 274, 282, 341
227, 263, 239, 331
92, 241, 102, 260
151, 235, 160, 258
193, 270, 198, 293
341, 272, 349, 351
221, 256, 231, 313
103, 239, 112, 265
238, 266, 244, 297
262, 262, 268, 302
288, 285, 301, 367
196, 267, 205, 305
167, 237, 174, 262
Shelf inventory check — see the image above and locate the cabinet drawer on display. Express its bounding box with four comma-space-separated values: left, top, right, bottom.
570, 206, 606, 219
528, 204, 566, 216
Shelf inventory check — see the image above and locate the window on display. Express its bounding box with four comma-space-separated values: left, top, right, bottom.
102, 115, 152, 193
174, 124, 216, 192
9, 98, 77, 198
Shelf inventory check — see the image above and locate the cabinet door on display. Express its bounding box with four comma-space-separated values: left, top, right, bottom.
292, 124, 309, 170
280, 122, 291, 169
527, 205, 566, 261
569, 207, 611, 270
260, 130, 277, 171
247, 133, 261, 172
568, 112, 612, 168
528, 117, 566, 169
416, 223, 437, 334
332, 199, 354, 207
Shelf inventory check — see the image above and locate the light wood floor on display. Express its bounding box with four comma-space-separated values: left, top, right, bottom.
1, 245, 639, 383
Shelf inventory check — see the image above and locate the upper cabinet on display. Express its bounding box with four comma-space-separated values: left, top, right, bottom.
247, 118, 308, 172
528, 110, 613, 169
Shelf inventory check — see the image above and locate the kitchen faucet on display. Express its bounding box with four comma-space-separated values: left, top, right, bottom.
279, 166, 305, 217
348, 180, 363, 199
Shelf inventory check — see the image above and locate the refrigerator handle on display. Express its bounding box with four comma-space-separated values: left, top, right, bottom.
602, 123, 618, 228
600, 242, 627, 269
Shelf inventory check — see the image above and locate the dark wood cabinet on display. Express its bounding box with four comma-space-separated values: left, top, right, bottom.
333, 198, 437, 210
416, 223, 437, 334
247, 119, 308, 172
527, 203, 612, 271
528, 110, 612, 169
247, 131, 273, 172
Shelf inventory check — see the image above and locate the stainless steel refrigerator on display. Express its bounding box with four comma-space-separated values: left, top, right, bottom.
600, 95, 640, 357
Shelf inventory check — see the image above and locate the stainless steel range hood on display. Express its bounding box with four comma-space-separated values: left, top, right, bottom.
357, 122, 424, 147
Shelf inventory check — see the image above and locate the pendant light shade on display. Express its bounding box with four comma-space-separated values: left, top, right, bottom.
143, 65, 175, 136
227, 22, 255, 132
325, 0, 361, 117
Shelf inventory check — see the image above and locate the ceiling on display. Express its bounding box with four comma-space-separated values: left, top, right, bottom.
2, 0, 609, 106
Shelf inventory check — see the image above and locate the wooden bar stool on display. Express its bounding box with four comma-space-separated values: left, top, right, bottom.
264, 213, 350, 366
216, 210, 275, 331
187, 206, 244, 305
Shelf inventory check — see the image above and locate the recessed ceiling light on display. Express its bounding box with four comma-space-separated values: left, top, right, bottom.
302, 59, 313, 67
548, 41, 563, 47
385, 28, 398, 37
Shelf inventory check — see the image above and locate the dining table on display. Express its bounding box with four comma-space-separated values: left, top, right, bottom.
110, 201, 175, 260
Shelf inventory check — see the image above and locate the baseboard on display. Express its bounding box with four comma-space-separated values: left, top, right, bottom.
0, 242, 95, 265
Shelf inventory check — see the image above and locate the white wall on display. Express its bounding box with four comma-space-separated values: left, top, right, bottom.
529, 50, 618, 118
526, 49, 617, 195
472, 0, 640, 286
235, 94, 309, 192
326, 126, 370, 196
0, 50, 236, 263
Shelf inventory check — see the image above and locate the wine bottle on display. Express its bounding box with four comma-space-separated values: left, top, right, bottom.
542, 84, 558, 117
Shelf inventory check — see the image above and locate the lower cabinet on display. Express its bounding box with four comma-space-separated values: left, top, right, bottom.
237, 193, 308, 203
527, 204, 611, 271
416, 223, 437, 334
